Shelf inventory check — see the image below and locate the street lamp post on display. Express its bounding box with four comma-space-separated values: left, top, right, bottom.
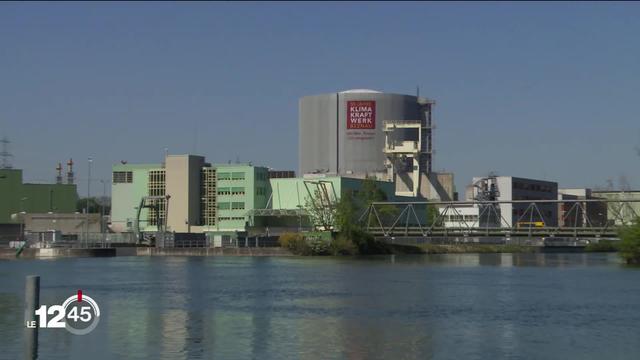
86, 157, 93, 247
99, 179, 107, 234
296, 205, 303, 232
19, 197, 28, 242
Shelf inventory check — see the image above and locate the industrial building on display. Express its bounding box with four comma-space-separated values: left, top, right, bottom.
110, 155, 271, 242
0, 168, 78, 224
298, 89, 455, 200
558, 188, 608, 227
441, 175, 559, 228
592, 190, 640, 225
110, 154, 415, 245
0, 167, 78, 245
469, 176, 558, 228
247, 174, 407, 235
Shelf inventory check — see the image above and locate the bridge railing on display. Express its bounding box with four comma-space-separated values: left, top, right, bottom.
358, 199, 640, 239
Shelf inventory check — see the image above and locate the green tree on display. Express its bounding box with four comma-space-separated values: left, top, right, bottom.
426, 204, 440, 226
618, 219, 640, 264
304, 187, 337, 231
356, 176, 399, 226
333, 177, 392, 255
335, 189, 357, 233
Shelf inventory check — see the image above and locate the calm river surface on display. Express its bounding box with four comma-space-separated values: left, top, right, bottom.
1, 253, 639, 359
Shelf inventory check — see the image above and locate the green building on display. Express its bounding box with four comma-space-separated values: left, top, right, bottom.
0, 168, 78, 224
247, 175, 412, 232
268, 176, 396, 211
110, 155, 422, 245
110, 155, 270, 241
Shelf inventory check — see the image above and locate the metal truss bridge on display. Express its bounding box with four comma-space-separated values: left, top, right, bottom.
358, 199, 640, 242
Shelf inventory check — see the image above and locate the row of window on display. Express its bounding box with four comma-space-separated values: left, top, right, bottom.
445, 215, 479, 221
513, 181, 554, 193
217, 187, 245, 195
217, 172, 245, 181
113, 171, 133, 183
217, 202, 245, 210
218, 216, 246, 221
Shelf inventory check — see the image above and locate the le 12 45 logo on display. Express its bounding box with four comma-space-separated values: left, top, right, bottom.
26, 290, 101, 335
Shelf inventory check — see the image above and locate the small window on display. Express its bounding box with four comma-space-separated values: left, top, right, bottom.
113, 171, 133, 183
231, 202, 245, 210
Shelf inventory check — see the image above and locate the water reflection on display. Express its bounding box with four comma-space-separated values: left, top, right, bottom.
1, 253, 639, 360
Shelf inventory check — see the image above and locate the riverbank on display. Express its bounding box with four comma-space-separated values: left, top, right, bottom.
1, 243, 617, 260
129, 247, 293, 257
1, 247, 293, 259
392, 243, 540, 254
0, 248, 116, 259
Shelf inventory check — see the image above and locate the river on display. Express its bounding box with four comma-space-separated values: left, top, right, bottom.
1, 253, 639, 359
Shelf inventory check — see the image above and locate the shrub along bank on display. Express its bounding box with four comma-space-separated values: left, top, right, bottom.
278, 232, 544, 256
618, 220, 640, 264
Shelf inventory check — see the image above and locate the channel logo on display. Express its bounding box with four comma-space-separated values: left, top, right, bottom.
26, 290, 101, 335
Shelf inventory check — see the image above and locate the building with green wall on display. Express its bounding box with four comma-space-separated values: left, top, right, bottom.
207, 164, 270, 234
0, 168, 78, 224
110, 155, 423, 245
268, 176, 396, 211
109, 155, 270, 240
110, 163, 159, 232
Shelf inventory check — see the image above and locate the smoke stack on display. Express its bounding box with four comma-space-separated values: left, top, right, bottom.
56, 162, 63, 184
66, 158, 74, 184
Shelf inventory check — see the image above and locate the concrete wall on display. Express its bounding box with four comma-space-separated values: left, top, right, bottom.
165, 155, 204, 232
24, 213, 101, 234
420, 172, 455, 201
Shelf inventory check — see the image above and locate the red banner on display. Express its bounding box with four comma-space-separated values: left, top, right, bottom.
347, 101, 376, 129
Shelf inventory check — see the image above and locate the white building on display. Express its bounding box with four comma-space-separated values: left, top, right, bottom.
467, 176, 558, 228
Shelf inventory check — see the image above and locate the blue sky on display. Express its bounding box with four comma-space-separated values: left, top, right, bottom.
1, 2, 639, 195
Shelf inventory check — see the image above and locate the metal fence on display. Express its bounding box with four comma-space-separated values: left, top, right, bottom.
13, 231, 282, 249
20, 232, 137, 249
